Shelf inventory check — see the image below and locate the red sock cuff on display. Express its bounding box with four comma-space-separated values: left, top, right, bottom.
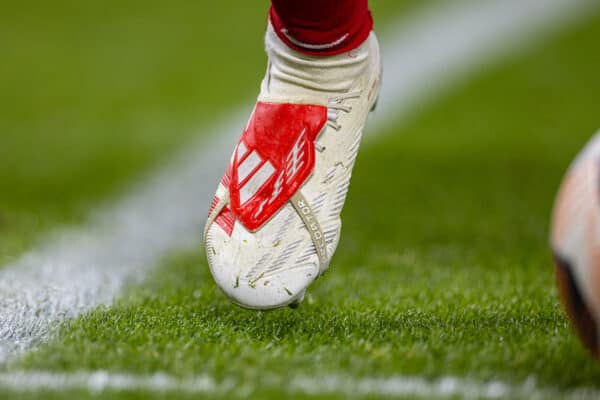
269, 0, 373, 56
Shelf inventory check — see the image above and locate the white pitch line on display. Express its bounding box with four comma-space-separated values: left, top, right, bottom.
0, 0, 596, 365
0, 371, 599, 399
371, 0, 598, 134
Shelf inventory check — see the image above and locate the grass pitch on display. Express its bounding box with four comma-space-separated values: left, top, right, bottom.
0, 0, 414, 264
3, 2, 600, 400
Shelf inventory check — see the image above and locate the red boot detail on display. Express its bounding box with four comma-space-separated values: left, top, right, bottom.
227, 102, 327, 231
269, 0, 373, 56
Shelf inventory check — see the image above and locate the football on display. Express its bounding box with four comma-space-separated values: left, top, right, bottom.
551, 129, 600, 358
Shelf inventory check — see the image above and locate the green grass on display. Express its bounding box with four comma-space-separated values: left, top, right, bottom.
0, 0, 424, 264
0, 0, 264, 264
5, 4, 600, 400
0, 0, 600, 399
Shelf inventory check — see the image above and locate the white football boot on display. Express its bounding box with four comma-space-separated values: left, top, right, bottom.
204, 23, 381, 310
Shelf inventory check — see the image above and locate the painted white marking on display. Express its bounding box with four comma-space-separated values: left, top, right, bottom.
269, 171, 285, 203
237, 150, 261, 183
0, 113, 246, 362
285, 128, 307, 184
281, 28, 349, 50
0, 371, 598, 399
236, 141, 248, 160
0, 0, 596, 364
240, 160, 275, 204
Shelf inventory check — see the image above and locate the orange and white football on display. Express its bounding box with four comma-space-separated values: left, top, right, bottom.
551, 129, 600, 358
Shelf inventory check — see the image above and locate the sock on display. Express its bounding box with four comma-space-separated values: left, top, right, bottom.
269, 0, 373, 56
